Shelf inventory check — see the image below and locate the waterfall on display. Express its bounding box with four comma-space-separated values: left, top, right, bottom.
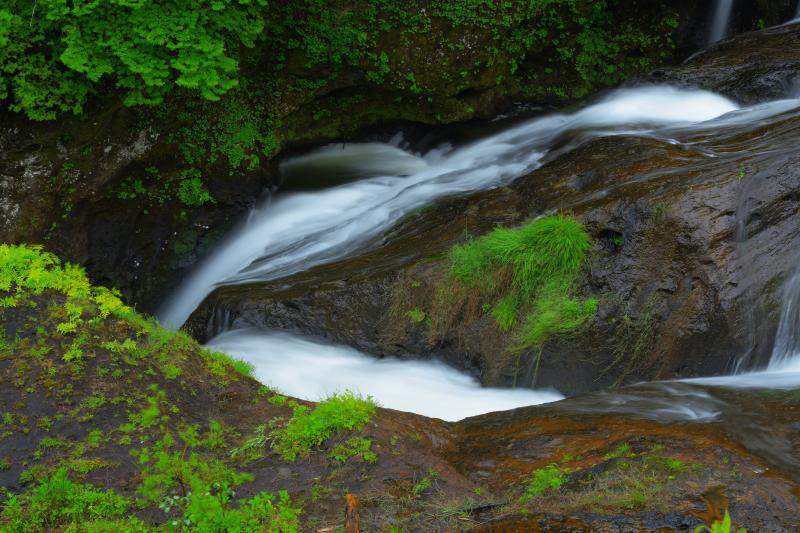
708, 0, 734, 45
768, 270, 800, 369
690, 267, 800, 389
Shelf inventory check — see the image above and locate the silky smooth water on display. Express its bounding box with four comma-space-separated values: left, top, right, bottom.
207, 329, 563, 421
708, 0, 734, 44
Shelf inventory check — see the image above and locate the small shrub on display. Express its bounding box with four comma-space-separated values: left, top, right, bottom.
522, 464, 567, 500
272, 391, 377, 461
0, 468, 129, 532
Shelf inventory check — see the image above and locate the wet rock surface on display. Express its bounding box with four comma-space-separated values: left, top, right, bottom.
653, 21, 800, 104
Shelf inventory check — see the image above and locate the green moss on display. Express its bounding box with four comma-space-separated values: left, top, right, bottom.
273, 391, 377, 462
0, 244, 253, 381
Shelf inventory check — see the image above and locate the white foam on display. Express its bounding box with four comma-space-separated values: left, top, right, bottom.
207, 329, 563, 421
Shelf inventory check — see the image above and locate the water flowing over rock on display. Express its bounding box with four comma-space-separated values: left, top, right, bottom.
708, 0, 734, 44
187, 25, 800, 397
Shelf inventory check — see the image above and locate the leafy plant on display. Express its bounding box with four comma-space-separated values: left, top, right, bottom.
521, 464, 567, 500
0, 468, 129, 532
272, 391, 377, 461
329, 437, 377, 464
0, 0, 268, 120
694, 511, 747, 533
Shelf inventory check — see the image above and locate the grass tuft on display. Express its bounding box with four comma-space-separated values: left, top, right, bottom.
448, 215, 596, 354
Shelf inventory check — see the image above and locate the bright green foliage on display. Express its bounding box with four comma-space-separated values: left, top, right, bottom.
2, 0, 680, 121
0, 244, 252, 378
491, 295, 519, 332
449, 215, 596, 352
452, 215, 590, 297
273, 391, 377, 461
182, 488, 300, 532
694, 511, 747, 533
0, 468, 129, 532
516, 291, 598, 351
136, 430, 300, 532
329, 437, 378, 464
522, 464, 566, 500
405, 308, 427, 323
0, 0, 268, 120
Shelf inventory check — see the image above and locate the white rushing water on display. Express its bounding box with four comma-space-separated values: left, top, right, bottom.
159, 87, 738, 329
207, 329, 563, 421
688, 267, 800, 390
708, 0, 734, 44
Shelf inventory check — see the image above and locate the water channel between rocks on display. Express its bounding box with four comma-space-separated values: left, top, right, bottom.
160, 86, 800, 422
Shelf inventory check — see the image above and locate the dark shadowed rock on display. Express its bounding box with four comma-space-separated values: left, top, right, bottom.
652, 21, 800, 104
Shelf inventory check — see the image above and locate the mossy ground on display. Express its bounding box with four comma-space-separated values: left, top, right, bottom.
0, 245, 797, 531
0, 245, 463, 531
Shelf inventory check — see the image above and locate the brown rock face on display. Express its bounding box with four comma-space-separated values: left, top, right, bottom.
189, 23, 800, 394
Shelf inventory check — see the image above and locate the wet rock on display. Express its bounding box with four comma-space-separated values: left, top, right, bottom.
653, 21, 800, 103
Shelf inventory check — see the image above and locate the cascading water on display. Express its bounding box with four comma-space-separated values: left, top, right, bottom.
770, 270, 800, 369
708, 0, 734, 44
688, 268, 800, 389
158, 87, 738, 330
159, 84, 800, 421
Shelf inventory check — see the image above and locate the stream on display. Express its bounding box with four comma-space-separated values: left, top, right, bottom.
160, 86, 800, 422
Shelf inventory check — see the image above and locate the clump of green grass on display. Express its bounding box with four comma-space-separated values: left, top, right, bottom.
272, 391, 377, 462
448, 215, 597, 356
